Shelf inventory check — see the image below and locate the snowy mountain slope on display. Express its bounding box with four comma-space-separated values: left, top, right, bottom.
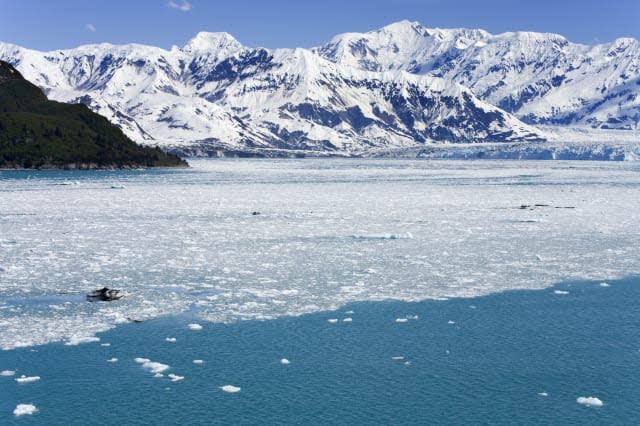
317, 20, 640, 130
0, 32, 543, 154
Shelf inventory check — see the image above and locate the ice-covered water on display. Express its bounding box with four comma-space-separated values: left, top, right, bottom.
1, 159, 639, 350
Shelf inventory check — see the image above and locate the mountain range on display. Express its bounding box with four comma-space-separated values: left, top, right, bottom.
1, 20, 638, 157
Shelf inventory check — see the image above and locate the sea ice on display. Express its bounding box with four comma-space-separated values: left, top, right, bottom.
168, 374, 184, 382
599, 282, 610, 287
448, 320, 456, 325
193, 359, 204, 365
538, 392, 549, 397
141, 361, 169, 374
280, 358, 290, 365
188, 323, 203, 330
165, 337, 177, 343
343, 317, 353, 322
577, 396, 603, 407
554, 290, 570, 295
134, 358, 150, 364
15, 375, 40, 383
395, 318, 409, 323
64, 336, 100, 346
101, 343, 111, 347
13, 404, 37, 416
220, 385, 241, 393
327, 319, 338, 324
391, 356, 405, 361
107, 358, 118, 363
1, 370, 16, 376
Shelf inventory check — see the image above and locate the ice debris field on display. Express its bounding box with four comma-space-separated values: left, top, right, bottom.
0, 159, 639, 350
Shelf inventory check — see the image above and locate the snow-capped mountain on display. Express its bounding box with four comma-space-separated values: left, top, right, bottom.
0, 21, 637, 156
317, 20, 640, 130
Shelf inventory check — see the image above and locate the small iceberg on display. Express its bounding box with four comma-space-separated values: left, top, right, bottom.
110, 184, 126, 189
193, 359, 204, 365
107, 358, 118, 363
554, 290, 569, 295
65, 336, 100, 346
187, 323, 203, 331
165, 337, 177, 343
15, 375, 40, 383
220, 385, 241, 393
135, 358, 169, 374
327, 318, 338, 324
577, 396, 603, 407
343, 317, 353, 323
1, 370, 16, 376
13, 404, 37, 416
599, 282, 610, 287
395, 318, 409, 323
280, 358, 290, 365
168, 374, 184, 382
448, 320, 456, 325
538, 392, 548, 397
391, 356, 405, 361
87, 287, 125, 302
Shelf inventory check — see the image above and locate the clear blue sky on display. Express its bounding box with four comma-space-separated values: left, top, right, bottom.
1, 0, 638, 51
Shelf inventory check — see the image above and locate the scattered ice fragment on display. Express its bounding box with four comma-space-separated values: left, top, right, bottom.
538, 392, 548, 397
193, 359, 204, 365
15, 375, 40, 383
168, 374, 184, 382
220, 385, 241, 393
577, 396, 603, 407
448, 320, 456, 325
343, 317, 352, 322
469, 305, 477, 310
345, 310, 355, 314
391, 356, 405, 361
327, 319, 338, 324
535, 255, 543, 261
395, 318, 408, 323
134, 358, 150, 364
599, 282, 610, 287
110, 184, 126, 189
188, 323, 203, 331
554, 290, 569, 295
107, 358, 118, 363
13, 404, 37, 416
153, 373, 164, 378
100, 343, 111, 347
409, 315, 419, 320
404, 361, 411, 365
280, 358, 290, 365
142, 361, 169, 374
445, 350, 450, 354
165, 337, 177, 343
1, 370, 16, 376
65, 336, 100, 346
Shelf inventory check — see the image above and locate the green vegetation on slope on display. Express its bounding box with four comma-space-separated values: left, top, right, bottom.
0, 61, 187, 169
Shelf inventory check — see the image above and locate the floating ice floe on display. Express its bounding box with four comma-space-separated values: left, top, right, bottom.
65, 336, 100, 346
107, 358, 118, 363
135, 358, 169, 374
554, 290, 570, 295
100, 343, 111, 347
1, 370, 16, 376
168, 374, 184, 382
448, 320, 456, 325
187, 323, 203, 330
15, 375, 40, 383
343, 317, 353, 322
220, 385, 241, 393
395, 318, 409, 323
538, 392, 548, 397
165, 337, 177, 343
193, 359, 204, 365
599, 282, 610, 287
13, 404, 37, 416
345, 310, 355, 314
577, 396, 603, 407
391, 356, 405, 361
280, 358, 290, 365
351, 232, 413, 240
327, 318, 338, 324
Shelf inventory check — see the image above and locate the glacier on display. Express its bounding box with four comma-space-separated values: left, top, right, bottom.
1, 20, 637, 158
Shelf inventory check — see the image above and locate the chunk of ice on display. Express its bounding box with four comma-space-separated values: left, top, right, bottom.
165, 337, 177, 343
15, 375, 40, 383
554, 290, 569, 295
65, 336, 100, 346
538, 392, 548, 397
192, 359, 204, 365
343, 317, 352, 322
280, 358, 290, 365
327, 319, 338, 324
168, 374, 184, 382
107, 358, 118, 363
220, 385, 241, 393
13, 404, 37, 416
187, 323, 203, 330
577, 396, 603, 407
599, 282, 610, 287
1, 370, 16, 376
395, 318, 408, 323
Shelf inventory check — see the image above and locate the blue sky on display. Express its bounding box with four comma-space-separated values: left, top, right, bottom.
1, 0, 638, 50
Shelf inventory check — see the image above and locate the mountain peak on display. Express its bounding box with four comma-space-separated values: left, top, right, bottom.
182, 31, 243, 56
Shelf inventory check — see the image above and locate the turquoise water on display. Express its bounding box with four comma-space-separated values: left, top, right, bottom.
2, 277, 638, 425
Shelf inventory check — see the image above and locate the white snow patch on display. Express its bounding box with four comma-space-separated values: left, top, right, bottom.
13, 404, 37, 416
220, 384, 241, 393
1, 370, 16, 376
577, 396, 603, 407
187, 323, 203, 330
15, 375, 40, 383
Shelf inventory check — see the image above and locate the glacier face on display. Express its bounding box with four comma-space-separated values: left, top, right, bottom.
0, 21, 638, 155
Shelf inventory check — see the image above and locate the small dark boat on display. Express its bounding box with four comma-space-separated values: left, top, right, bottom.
87, 287, 124, 302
